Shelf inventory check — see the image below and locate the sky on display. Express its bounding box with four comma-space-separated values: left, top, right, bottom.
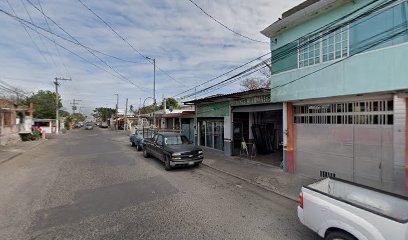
0, 0, 303, 115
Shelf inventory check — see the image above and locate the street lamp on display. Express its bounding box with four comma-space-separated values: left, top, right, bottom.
145, 56, 156, 126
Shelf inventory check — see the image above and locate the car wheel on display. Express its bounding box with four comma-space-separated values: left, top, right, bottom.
131, 141, 135, 147
325, 231, 357, 240
194, 162, 200, 167
137, 144, 142, 151
143, 148, 150, 158
164, 156, 172, 171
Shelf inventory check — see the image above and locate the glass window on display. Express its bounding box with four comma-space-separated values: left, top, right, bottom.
164, 135, 190, 145
206, 121, 213, 148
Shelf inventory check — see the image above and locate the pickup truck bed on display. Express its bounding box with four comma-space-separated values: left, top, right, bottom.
298, 178, 408, 240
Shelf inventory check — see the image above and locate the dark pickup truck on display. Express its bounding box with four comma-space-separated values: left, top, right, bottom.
143, 132, 203, 170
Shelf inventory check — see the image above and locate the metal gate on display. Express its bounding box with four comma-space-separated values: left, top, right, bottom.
293, 99, 394, 186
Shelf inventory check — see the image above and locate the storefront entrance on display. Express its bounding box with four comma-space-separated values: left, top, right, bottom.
198, 120, 224, 151
232, 105, 283, 166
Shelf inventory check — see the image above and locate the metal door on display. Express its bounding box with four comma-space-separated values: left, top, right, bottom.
293, 99, 394, 185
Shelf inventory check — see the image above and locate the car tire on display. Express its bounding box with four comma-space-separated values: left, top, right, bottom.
325, 231, 357, 240
137, 144, 142, 151
143, 148, 150, 158
194, 162, 200, 167
131, 141, 135, 147
164, 156, 172, 171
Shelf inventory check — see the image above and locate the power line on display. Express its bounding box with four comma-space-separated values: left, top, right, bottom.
186, 0, 268, 44
180, 58, 270, 100
5, 0, 55, 75
189, 23, 408, 103
4, 10, 145, 91
24, 0, 145, 91
36, 0, 70, 77
173, 51, 271, 97
180, 0, 403, 100
76, 0, 187, 87
20, 0, 61, 74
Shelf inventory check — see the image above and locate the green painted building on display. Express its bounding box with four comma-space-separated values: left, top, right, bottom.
261, 0, 408, 194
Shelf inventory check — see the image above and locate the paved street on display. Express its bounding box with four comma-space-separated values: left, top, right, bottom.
0, 127, 317, 240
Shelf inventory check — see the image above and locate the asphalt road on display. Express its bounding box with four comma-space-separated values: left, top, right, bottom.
0, 127, 318, 240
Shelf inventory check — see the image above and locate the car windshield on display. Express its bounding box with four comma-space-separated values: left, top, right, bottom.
164, 135, 190, 145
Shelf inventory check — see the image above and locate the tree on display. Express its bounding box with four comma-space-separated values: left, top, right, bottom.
240, 78, 271, 90
92, 107, 116, 122
240, 64, 271, 90
24, 90, 62, 119
71, 113, 86, 122
159, 98, 180, 110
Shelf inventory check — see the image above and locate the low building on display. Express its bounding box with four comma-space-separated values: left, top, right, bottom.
185, 89, 283, 165
0, 99, 31, 145
33, 119, 57, 134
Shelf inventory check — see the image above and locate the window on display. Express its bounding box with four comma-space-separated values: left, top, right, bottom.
156, 135, 163, 145
164, 135, 190, 145
298, 25, 349, 68
294, 100, 393, 125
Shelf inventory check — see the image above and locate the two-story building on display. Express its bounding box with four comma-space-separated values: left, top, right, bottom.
261, 0, 408, 193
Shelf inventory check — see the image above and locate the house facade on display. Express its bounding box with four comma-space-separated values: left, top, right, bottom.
0, 99, 31, 145
186, 89, 283, 163
261, 0, 408, 193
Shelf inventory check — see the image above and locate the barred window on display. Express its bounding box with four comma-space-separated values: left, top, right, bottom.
294, 100, 393, 125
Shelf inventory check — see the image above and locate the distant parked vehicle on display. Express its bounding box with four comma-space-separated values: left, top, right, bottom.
100, 122, 109, 128
129, 129, 144, 151
298, 177, 408, 240
143, 132, 203, 170
84, 123, 93, 130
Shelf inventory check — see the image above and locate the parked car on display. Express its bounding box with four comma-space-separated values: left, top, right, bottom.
129, 129, 144, 151
298, 177, 408, 240
143, 132, 203, 170
100, 122, 109, 128
84, 123, 93, 130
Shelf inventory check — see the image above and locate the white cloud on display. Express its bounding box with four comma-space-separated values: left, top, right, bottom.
0, 0, 304, 115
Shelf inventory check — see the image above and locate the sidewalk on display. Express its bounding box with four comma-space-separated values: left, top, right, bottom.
202, 148, 316, 201
0, 139, 47, 165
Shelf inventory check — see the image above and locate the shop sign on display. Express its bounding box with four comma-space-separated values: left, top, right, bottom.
231, 95, 270, 106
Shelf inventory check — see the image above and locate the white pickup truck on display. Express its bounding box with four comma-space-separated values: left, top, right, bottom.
298, 178, 408, 240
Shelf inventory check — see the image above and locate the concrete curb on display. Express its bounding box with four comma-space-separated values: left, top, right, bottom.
0, 139, 47, 165
202, 162, 299, 202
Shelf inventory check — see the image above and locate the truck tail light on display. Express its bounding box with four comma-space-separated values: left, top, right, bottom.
299, 192, 304, 209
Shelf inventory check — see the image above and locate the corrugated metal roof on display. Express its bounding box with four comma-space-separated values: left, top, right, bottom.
184, 88, 270, 105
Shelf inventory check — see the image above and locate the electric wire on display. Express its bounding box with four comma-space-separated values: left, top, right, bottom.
186, 0, 268, 44
36, 0, 70, 77
5, 0, 56, 76
178, 0, 403, 100
24, 0, 146, 91
172, 51, 271, 97
76, 0, 187, 88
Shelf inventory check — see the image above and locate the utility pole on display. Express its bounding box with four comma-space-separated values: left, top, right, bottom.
124, 98, 128, 131
146, 57, 156, 127
138, 97, 141, 125
70, 99, 82, 114
54, 77, 72, 134
114, 93, 119, 130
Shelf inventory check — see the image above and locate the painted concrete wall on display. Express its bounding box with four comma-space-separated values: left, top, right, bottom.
197, 102, 230, 118
272, 44, 408, 102
269, 0, 408, 102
